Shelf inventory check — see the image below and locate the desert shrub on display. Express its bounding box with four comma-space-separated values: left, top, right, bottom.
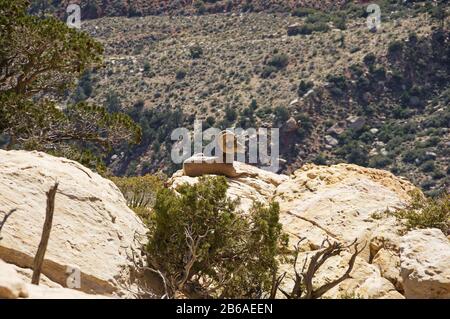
299, 23, 329, 35
420, 160, 435, 173
104, 90, 122, 113
331, 15, 347, 30
194, 0, 206, 14
402, 149, 425, 164
369, 155, 392, 168
145, 176, 287, 298
297, 80, 314, 97
388, 40, 404, 56
143, 62, 151, 72
256, 106, 272, 119
274, 106, 289, 124
363, 53, 376, 67
224, 106, 237, 122
189, 45, 203, 59
175, 68, 187, 80
394, 191, 450, 234
313, 153, 327, 165
111, 174, 165, 219
267, 54, 289, 69
291, 7, 316, 17
205, 116, 215, 128
260, 65, 278, 78
336, 141, 368, 166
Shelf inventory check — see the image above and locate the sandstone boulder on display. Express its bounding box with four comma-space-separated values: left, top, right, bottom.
0, 259, 108, 299
0, 259, 29, 299
0, 150, 148, 297
400, 228, 450, 299
274, 163, 415, 259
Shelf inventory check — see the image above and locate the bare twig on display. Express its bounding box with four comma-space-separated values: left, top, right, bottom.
126, 230, 171, 299
32, 182, 58, 285
0, 209, 16, 240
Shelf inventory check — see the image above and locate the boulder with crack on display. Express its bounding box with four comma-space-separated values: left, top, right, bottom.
0, 150, 149, 297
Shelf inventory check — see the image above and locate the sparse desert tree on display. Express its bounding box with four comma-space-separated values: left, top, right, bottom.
143, 176, 287, 299
0, 0, 102, 97
0, 0, 141, 171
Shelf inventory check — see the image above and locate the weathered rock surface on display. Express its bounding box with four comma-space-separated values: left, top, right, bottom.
400, 228, 450, 299
171, 161, 419, 298
0, 259, 108, 299
0, 150, 148, 297
0, 259, 29, 299
274, 163, 415, 259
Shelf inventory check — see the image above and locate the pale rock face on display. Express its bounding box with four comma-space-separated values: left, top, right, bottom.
274, 163, 415, 260
372, 248, 403, 292
0, 259, 29, 299
0, 150, 148, 297
400, 228, 450, 299
25, 283, 111, 299
0, 259, 108, 299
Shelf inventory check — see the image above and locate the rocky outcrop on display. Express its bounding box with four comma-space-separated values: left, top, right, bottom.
170, 161, 420, 298
0, 150, 148, 297
274, 163, 415, 258
400, 228, 450, 299
170, 159, 288, 212
2, 149, 446, 299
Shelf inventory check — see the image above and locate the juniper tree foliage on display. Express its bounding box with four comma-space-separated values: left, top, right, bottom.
145, 176, 287, 298
0, 0, 141, 171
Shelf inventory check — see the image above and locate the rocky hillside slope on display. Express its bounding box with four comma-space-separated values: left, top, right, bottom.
31, 0, 349, 18
64, 3, 449, 196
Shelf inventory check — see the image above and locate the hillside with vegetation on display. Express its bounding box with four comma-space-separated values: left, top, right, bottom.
42, 0, 449, 196
1, 0, 449, 301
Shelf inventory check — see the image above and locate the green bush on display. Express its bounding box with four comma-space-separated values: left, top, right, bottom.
111, 174, 165, 219
394, 191, 450, 234
369, 155, 392, 168
297, 80, 314, 97
388, 40, 404, 56
261, 65, 278, 78
175, 68, 187, 80
363, 53, 376, 67
267, 54, 289, 69
145, 176, 287, 298
189, 45, 203, 59
420, 160, 435, 173
274, 106, 289, 124
291, 7, 317, 17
